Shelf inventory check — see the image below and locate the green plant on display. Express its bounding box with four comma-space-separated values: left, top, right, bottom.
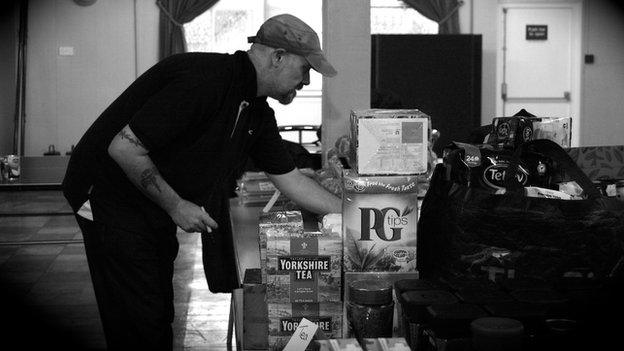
346, 228, 389, 271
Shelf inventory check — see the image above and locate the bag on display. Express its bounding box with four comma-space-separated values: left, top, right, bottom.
417, 139, 624, 284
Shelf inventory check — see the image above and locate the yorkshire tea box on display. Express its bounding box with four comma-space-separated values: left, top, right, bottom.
350, 109, 429, 176
264, 213, 342, 303
533, 117, 572, 148
342, 169, 418, 273
259, 211, 304, 284
268, 302, 343, 351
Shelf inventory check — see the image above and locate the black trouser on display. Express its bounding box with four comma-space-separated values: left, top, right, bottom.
76, 215, 179, 351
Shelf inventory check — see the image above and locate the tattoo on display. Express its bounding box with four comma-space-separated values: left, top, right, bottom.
140, 168, 162, 193
119, 129, 144, 148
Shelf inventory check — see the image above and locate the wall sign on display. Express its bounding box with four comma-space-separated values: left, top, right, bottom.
526, 25, 548, 40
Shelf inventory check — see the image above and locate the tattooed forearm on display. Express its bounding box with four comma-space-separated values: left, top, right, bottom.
140, 168, 162, 193
119, 129, 145, 148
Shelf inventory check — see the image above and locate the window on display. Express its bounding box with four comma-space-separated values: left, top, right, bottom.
371, 0, 439, 34
185, 0, 323, 143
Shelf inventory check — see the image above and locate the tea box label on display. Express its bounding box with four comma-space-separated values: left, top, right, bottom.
342, 171, 418, 273
263, 212, 342, 303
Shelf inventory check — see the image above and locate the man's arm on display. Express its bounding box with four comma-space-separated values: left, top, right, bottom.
108, 125, 218, 233
267, 168, 341, 214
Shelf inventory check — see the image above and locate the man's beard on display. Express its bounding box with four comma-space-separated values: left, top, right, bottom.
278, 89, 297, 105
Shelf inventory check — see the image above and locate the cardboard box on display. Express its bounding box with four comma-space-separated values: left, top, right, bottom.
243, 283, 269, 350
362, 338, 411, 351
268, 302, 343, 351
259, 211, 304, 285
264, 212, 342, 303
532, 117, 572, 148
342, 170, 418, 273
487, 116, 572, 149
487, 116, 534, 149
316, 339, 363, 351
350, 109, 429, 175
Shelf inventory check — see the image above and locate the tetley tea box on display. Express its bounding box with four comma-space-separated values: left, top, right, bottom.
262, 211, 342, 303
342, 169, 418, 273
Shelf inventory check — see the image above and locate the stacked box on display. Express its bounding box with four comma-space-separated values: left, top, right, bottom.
532, 117, 572, 148
487, 116, 572, 149
259, 211, 304, 284
261, 212, 344, 350
316, 339, 363, 351
350, 109, 429, 175
237, 171, 286, 205
342, 169, 418, 273
487, 116, 534, 149
264, 213, 342, 303
363, 338, 411, 351
268, 302, 343, 351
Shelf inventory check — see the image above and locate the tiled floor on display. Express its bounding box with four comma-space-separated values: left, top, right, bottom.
0, 190, 236, 350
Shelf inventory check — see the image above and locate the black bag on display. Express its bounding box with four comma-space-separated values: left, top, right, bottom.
417, 139, 624, 284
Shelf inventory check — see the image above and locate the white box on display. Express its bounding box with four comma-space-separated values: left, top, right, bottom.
350, 109, 429, 176
532, 117, 572, 148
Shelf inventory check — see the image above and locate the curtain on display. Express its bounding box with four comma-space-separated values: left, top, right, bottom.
401, 0, 462, 34
157, 0, 220, 60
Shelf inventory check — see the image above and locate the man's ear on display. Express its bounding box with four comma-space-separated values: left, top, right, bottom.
272, 48, 287, 67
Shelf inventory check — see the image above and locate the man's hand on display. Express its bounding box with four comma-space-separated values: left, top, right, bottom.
169, 199, 219, 233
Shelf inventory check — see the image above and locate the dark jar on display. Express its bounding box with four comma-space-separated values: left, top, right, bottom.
346, 279, 394, 339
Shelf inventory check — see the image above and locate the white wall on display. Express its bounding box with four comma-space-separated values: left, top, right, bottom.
470, 0, 499, 125
467, 0, 624, 146
23, 0, 159, 156
581, 0, 624, 146
321, 0, 371, 159
1, 0, 623, 156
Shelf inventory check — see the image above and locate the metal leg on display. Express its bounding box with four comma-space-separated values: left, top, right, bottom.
227, 293, 234, 348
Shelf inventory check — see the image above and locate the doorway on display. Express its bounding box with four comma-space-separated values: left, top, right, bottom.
497, 1, 582, 146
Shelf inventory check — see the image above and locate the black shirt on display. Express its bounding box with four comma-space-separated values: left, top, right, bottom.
63, 51, 295, 230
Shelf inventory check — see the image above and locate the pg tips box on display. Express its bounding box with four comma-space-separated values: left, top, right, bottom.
350, 109, 430, 176
264, 213, 342, 303
342, 169, 418, 273
268, 302, 343, 351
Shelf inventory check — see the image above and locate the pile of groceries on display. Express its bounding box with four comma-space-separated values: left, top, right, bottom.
237, 109, 623, 351
244, 109, 431, 351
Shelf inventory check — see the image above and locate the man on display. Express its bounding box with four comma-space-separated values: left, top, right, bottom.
62, 14, 341, 350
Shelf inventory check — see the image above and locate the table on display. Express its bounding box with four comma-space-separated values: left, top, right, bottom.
228, 199, 264, 350
0, 156, 69, 190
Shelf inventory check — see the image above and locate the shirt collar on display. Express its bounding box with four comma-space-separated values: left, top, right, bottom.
234, 51, 260, 102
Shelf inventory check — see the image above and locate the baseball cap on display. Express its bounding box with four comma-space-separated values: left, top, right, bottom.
248, 14, 337, 77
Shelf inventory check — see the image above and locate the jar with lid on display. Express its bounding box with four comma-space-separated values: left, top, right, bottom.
346, 279, 394, 339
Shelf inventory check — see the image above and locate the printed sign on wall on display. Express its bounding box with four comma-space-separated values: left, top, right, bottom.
526, 25, 548, 40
